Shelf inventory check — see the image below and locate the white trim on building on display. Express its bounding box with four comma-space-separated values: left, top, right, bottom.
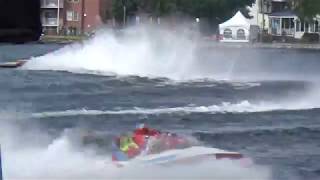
249, 0, 320, 39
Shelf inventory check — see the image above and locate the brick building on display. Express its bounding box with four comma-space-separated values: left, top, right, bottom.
41, 0, 112, 35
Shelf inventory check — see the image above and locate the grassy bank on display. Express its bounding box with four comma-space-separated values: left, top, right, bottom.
38, 34, 320, 50
39, 35, 88, 44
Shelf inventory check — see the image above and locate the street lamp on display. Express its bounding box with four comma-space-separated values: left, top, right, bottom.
261, 0, 269, 32
57, 0, 60, 35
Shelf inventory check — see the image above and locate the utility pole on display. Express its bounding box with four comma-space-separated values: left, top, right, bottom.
123, 5, 126, 26
261, 0, 265, 32
57, 0, 60, 35
259, 0, 265, 42
81, 0, 85, 35
122, 0, 127, 26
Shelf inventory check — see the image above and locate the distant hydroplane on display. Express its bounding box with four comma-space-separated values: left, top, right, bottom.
0, 60, 27, 69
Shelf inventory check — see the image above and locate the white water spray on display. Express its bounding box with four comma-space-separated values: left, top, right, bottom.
23, 25, 210, 80
0, 111, 271, 180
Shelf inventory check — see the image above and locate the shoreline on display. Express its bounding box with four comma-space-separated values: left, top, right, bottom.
201, 41, 320, 50
38, 35, 88, 45
40, 36, 320, 50
2, 36, 320, 50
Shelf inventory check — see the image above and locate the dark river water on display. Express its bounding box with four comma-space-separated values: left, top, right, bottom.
1, 31, 320, 180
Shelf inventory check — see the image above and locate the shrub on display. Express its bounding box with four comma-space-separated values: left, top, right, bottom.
301, 33, 320, 43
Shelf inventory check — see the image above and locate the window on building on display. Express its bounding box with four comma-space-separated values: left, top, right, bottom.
67, 27, 78, 36
315, 20, 319, 32
290, 18, 295, 29
271, 18, 281, 35
68, 0, 79, 3
310, 22, 315, 33
301, 21, 305, 32
73, 12, 79, 21
223, 29, 232, 39
67, 11, 73, 21
281, 18, 294, 29
296, 20, 300, 32
282, 18, 288, 29
305, 22, 309, 32
44, 11, 56, 18
237, 29, 246, 40
66, 11, 79, 21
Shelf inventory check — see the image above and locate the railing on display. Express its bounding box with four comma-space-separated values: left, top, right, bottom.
42, 18, 58, 26
282, 28, 294, 36
271, 0, 288, 2
41, 0, 63, 8
271, 28, 294, 36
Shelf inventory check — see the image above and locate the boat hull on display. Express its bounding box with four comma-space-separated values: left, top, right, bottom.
113, 146, 247, 167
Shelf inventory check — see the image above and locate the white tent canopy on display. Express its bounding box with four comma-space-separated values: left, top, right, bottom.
219, 11, 251, 42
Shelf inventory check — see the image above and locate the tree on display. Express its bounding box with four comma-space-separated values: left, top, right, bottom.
289, 0, 320, 19
152, 0, 178, 16
175, 0, 255, 26
112, 0, 139, 24
111, 0, 255, 27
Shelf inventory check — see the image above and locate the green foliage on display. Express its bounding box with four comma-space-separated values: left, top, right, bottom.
290, 0, 320, 19
174, 0, 255, 21
112, 0, 139, 22
112, 0, 255, 24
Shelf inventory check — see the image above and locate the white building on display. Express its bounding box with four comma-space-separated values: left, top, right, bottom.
250, 0, 320, 39
41, 0, 64, 35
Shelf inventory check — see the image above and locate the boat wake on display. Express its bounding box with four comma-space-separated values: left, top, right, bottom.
19, 24, 320, 83
0, 112, 270, 180
22, 26, 207, 81
32, 100, 320, 118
